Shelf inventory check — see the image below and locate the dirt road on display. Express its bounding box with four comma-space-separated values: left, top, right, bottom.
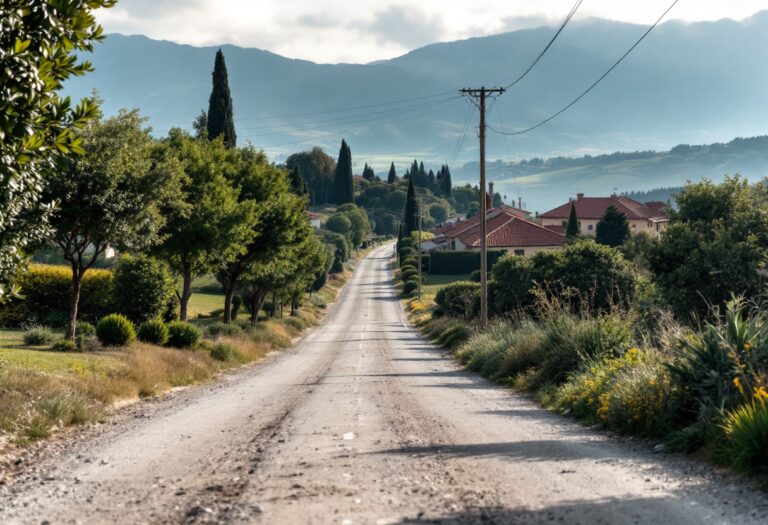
1, 245, 767, 524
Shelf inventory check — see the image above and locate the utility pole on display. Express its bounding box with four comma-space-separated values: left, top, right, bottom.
460, 86, 505, 330
417, 197, 422, 302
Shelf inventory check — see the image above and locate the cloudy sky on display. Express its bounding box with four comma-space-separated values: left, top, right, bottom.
98, 1, 768, 63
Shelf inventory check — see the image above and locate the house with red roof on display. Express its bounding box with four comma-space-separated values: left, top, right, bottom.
539, 193, 668, 237
424, 208, 565, 256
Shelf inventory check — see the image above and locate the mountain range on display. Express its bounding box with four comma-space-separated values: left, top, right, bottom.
62, 13, 768, 210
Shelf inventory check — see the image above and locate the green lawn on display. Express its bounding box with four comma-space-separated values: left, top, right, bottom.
187, 275, 225, 318
0, 329, 113, 375
420, 274, 472, 302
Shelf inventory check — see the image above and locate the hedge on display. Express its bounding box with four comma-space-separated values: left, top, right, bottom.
0, 264, 114, 326
429, 250, 507, 275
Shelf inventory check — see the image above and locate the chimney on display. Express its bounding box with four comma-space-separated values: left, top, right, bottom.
518, 196, 522, 209
577, 193, 584, 201
486, 182, 494, 210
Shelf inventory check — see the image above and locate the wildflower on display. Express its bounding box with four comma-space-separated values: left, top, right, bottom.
733, 376, 744, 393
754, 386, 768, 402
743, 342, 752, 351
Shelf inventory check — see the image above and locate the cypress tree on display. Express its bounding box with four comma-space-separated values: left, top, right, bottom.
387, 162, 397, 184
403, 178, 419, 234
596, 205, 630, 247
289, 165, 307, 196
428, 169, 436, 190
565, 202, 580, 238
436, 165, 452, 198
207, 49, 236, 148
333, 139, 354, 204
362, 163, 376, 181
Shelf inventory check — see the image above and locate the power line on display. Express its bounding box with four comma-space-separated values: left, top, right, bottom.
504, 0, 583, 90
489, 0, 679, 137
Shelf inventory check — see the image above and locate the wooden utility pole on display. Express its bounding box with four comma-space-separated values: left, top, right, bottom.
417, 197, 422, 302
460, 86, 505, 329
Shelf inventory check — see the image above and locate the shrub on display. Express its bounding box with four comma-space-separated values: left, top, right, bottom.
721, 400, 768, 473
76, 321, 96, 337
137, 320, 169, 345
402, 280, 419, 296
436, 324, 471, 349
23, 326, 56, 346
435, 281, 479, 318
429, 250, 506, 275
456, 323, 513, 378
399, 264, 417, 274
166, 321, 201, 349
210, 342, 238, 362
112, 255, 176, 324
497, 320, 547, 379
51, 340, 77, 353
400, 269, 419, 282
96, 314, 136, 347
400, 256, 418, 269
491, 255, 534, 314
205, 321, 244, 338
0, 264, 114, 326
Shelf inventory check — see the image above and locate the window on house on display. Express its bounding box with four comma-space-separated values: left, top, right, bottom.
632, 224, 636, 229
561, 220, 567, 228
587, 224, 593, 231
514, 249, 525, 256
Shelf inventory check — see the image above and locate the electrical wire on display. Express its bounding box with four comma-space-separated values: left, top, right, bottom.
504, 0, 583, 90
489, 0, 679, 137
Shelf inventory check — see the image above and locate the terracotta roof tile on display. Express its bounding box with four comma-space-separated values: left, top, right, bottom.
449, 210, 565, 248
540, 195, 668, 220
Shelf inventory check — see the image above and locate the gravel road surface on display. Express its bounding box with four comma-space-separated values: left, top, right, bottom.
1, 244, 767, 524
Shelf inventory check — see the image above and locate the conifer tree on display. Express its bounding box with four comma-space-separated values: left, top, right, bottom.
333, 139, 354, 204
290, 165, 307, 196
207, 49, 237, 148
596, 205, 630, 247
566, 202, 580, 238
403, 178, 419, 234
436, 165, 452, 198
362, 163, 376, 181
387, 162, 398, 184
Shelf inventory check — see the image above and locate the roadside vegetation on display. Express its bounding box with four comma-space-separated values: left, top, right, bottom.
401, 177, 768, 477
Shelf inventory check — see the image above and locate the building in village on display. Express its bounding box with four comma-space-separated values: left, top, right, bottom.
539, 193, 668, 237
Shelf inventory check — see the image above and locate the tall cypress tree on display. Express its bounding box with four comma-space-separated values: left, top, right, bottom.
333, 139, 354, 204
289, 165, 307, 196
387, 162, 397, 184
442, 165, 453, 198
207, 49, 236, 148
565, 202, 580, 238
403, 178, 419, 234
595, 205, 630, 246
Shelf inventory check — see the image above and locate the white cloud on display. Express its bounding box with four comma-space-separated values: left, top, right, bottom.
97, 0, 768, 63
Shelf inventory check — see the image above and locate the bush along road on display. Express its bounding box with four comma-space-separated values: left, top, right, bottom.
0, 245, 766, 524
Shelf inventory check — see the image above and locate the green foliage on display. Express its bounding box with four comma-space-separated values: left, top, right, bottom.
0, 0, 114, 298
403, 178, 419, 234
210, 342, 238, 362
207, 49, 236, 147
24, 326, 56, 346
435, 282, 480, 318
332, 139, 354, 204
429, 250, 506, 275
325, 213, 351, 234
289, 165, 307, 195
436, 324, 471, 348
166, 321, 202, 348
721, 401, 768, 473
316, 229, 349, 273
566, 202, 580, 238
76, 321, 96, 337
96, 314, 136, 347
137, 320, 169, 345
205, 321, 244, 337
286, 147, 336, 206
429, 203, 449, 223
491, 255, 533, 314
402, 280, 419, 296
0, 264, 114, 326
596, 205, 630, 247
387, 162, 398, 184
51, 340, 78, 353
113, 255, 176, 324
649, 177, 768, 320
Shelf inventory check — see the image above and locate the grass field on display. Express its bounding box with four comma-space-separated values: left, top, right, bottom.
187, 275, 225, 318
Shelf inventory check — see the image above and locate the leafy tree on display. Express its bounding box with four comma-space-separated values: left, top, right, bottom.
217, 149, 311, 323
403, 178, 419, 234
192, 109, 208, 139
316, 229, 349, 273
288, 235, 329, 315
113, 254, 175, 324
325, 213, 352, 235
45, 110, 183, 339
429, 203, 449, 223
565, 202, 580, 238
289, 165, 307, 196
154, 130, 257, 321
333, 139, 354, 204
596, 205, 630, 247
286, 147, 335, 205
491, 255, 534, 314
206, 49, 236, 148
649, 177, 768, 320
0, 0, 114, 298
343, 207, 371, 248
387, 162, 398, 184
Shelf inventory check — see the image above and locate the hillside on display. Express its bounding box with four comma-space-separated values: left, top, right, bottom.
63, 13, 768, 165
453, 136, 768, 212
